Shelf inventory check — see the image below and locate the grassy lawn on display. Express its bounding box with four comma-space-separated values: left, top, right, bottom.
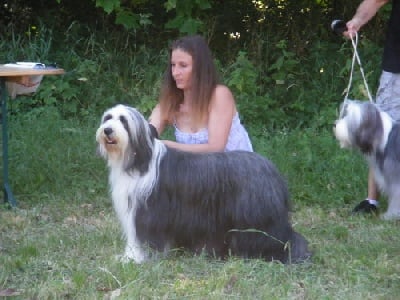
1, 107, 400, 299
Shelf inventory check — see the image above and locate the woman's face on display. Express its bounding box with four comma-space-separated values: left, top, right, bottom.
171, 48, 193, 90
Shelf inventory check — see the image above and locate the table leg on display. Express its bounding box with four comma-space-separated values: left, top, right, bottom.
1, 79, 17, 207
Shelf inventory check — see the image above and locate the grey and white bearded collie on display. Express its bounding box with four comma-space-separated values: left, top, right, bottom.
334, 100, 400, 220
96, 104, 311, 263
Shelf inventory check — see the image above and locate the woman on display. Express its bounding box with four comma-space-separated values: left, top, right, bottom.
149, 35, 253, 153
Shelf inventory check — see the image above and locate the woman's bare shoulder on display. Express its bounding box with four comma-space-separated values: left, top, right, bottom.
214, 84, 233, 95
210, 84, 236, 113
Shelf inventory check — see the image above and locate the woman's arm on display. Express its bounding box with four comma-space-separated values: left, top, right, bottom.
163, 85, 236, 153
148, 104, 168, 136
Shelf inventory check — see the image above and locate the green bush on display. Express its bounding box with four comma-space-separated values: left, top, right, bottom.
1, 17, 384, 129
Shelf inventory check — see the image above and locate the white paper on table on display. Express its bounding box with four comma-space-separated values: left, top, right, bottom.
4, 62, 46, 69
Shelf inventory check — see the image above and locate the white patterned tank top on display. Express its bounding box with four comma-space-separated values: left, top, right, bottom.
174, 113, 253, 152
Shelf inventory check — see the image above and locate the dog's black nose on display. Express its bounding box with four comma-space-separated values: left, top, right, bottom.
104, 127, 113, 136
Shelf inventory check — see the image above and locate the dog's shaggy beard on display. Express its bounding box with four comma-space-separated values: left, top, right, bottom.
97, 104, 311, 263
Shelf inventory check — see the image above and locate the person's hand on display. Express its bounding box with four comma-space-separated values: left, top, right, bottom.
161, 140, 176, 148
344, 18, 362, 38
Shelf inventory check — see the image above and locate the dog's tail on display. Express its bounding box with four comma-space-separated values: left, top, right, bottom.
286, 231, 312, 264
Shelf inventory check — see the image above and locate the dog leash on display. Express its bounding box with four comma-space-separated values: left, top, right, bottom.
344, 32, 374, 103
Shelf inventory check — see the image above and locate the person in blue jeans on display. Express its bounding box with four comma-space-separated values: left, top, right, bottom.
149, 35, 253, 153
343, 0, 400, 213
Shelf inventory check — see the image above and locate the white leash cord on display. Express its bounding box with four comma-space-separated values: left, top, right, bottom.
344, 32, 374, 103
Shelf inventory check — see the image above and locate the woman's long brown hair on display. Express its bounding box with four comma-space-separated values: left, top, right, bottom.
159, 35, 220, 126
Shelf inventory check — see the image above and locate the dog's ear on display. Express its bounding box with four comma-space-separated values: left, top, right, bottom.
130, 120, 153, 174
356, 103, 383, 154
123, 108, 154, 175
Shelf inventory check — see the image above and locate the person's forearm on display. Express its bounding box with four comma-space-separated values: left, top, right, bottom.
352, 0, 389, 29
162, 140, 225, 153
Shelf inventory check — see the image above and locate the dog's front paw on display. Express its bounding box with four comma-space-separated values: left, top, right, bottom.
381, 211, 400, 221
116, 247, 147, 264
115, 253, 131, 263
115, 253, 146, 264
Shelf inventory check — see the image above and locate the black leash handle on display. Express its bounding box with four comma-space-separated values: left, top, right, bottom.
331, 20, 347, 35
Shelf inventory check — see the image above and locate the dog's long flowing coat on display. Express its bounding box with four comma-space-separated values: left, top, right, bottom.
96, 104, 310, 263
334, 100, 400, 220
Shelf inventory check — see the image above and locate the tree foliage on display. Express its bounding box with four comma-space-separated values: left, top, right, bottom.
1, 0, 389, 55
0, 0, 391, 128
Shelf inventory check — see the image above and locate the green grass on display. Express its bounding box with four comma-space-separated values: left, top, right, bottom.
1, 108, 400, 299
